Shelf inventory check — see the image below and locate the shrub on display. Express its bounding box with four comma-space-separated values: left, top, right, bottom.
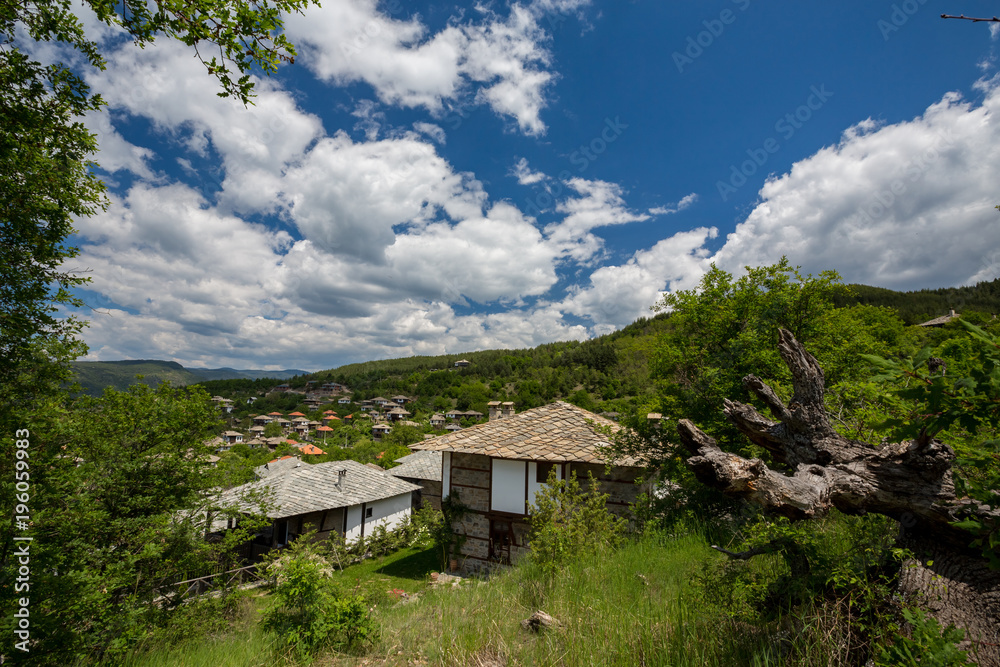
261, 537, 375, 661
527, 470, 626, 574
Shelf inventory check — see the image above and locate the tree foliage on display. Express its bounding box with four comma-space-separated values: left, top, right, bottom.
1, 383, 272, 663
862, 320, 1000, 564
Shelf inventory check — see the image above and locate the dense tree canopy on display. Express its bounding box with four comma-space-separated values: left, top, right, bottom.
1, 0, 316, 660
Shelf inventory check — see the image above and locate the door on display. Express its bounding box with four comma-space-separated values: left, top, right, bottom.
489, 518, 516, 565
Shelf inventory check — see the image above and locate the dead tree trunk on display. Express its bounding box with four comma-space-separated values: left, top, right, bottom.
676, 329, 1000, 664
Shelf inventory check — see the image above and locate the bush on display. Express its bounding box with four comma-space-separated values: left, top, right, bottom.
527, 470, 626, 574
261, 537, 375, 661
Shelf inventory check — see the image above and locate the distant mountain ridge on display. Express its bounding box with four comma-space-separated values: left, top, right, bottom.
70, 360, 310, 396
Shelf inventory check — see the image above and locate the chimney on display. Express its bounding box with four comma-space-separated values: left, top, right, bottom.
949, 309, 956, 318
501, 402, 515, 419
337, 468, 347, 490
488, 401, 501, 421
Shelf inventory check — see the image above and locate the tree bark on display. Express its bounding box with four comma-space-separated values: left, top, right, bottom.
676, 329, 1000, 664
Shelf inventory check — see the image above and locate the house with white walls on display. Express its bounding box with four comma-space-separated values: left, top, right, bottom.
412, 401, 645, 574
216, 457, 419, 549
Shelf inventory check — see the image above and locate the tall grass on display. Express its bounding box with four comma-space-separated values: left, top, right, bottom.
122, 513, 902, 666
370, 531, 786, 666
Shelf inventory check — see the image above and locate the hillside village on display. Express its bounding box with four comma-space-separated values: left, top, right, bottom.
203, 361, 643, 576
12, 273, 1000, 666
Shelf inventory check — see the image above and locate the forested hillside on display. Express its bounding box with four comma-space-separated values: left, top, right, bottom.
834, 277, 1000, 325
198, 276, 1000, 424
70, 360, 311, 396
197, 314, 672, 422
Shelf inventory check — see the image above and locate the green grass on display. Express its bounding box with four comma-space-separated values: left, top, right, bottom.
334, 544, 440, 596
366, 532, 783, 666
122, 516, 902, 666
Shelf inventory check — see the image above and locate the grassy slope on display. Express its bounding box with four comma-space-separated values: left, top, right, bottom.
124, 533, 799, 667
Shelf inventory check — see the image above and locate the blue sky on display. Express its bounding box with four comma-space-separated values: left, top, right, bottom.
52, 0, 1000, 370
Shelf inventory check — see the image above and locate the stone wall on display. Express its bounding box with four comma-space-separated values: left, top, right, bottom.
444, 454, 647, 575
450, 453, 490, 511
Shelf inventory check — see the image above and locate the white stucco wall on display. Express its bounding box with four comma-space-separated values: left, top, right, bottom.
343, 492, 413, 543
344, 504, 362, 542
442, 452, 451, 497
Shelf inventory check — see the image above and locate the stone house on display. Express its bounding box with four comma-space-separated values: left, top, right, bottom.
216, 458, 419, 550
388, 450, 443, 511
412, 401, 644, 575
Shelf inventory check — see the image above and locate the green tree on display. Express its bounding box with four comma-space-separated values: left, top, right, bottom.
2, 383, 270, 662
644, 259, 908, 460
262, 536, 375, 660
1, 11, 318, 659
1, 0, 318, 420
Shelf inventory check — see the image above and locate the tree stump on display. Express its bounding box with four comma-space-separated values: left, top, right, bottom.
676, 329, 1000, 664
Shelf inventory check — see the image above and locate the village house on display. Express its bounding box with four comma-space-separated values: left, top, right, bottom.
388, 450, 443, 511
386, 406, 411, 422
412, 401, 645, 575
454, 359, 471, 368
338, 397, 352, 405
216, 458, 419, 553
430, 414, 446, 428
391, 395, 411, 405
263, 436, 287, 450
917, 309, 961, 327
372, 423, 392, 441
222, 430, 244, 445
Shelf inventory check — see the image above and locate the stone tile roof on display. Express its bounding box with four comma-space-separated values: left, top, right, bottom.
411, 401, 639, 465
917, 310, 960, 327
389, 450, 442, 481
256, 455, 302, 478
218, 459, 419, 520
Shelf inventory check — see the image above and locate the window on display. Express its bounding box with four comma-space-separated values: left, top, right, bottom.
365, 507, 373, 518
536, 462, 555, 484
491, 460, 527, 514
